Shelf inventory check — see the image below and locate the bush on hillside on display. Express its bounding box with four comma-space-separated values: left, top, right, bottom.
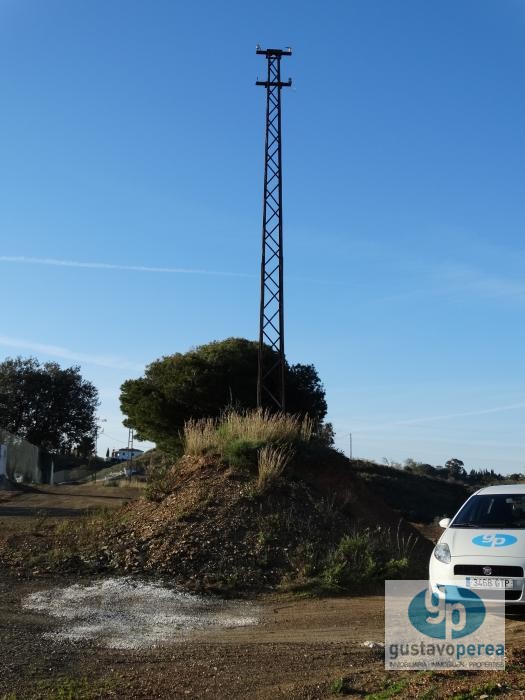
321, 526, 416, 590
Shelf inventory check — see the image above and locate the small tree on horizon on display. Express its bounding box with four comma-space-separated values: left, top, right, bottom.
445, 458, 466, 481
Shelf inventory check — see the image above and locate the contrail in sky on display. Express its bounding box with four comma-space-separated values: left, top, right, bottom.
0, 255, 352, 288
0, 256, 254, 278
0, 335, 144, 371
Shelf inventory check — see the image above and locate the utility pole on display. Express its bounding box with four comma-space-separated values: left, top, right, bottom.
94, 418, 107, 457
256, 46, 292, 411
349, 433, 353, 460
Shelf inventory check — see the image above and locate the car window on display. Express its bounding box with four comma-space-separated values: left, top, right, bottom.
452, 494, 525, 528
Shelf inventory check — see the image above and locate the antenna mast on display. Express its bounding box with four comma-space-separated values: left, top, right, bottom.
256, 46, 292, 410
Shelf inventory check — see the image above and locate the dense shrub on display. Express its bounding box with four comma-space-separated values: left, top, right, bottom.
321, 526, 415, 590
222, 439, 264, 470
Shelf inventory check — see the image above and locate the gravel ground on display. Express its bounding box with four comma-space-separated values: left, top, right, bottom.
4, 572, 525, 699
22, 577, 260, 649
0, 571, 372, 699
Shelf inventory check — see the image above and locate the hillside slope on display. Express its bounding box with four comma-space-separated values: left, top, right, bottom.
349, 459, 471, 523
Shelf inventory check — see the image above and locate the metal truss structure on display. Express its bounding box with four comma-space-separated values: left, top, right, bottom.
256, 46, 292, 410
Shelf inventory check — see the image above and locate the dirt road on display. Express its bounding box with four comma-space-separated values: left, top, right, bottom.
2, 573, 525, 699
0, 573, 384, 700
0, 483, 140, 518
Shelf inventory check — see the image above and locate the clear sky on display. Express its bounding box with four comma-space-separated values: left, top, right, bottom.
2, 0, 525, 472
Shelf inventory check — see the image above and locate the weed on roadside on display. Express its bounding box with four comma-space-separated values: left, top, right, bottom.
8, 674, 123, 700
365, 678, 408, 700
450, 681, 505, 700
330, 676, 356, 695
32, 509, 49, 534
23, 508, 120, 572
417, 688, 438, 700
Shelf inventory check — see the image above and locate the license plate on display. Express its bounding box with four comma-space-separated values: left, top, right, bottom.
466, 577, 515, 589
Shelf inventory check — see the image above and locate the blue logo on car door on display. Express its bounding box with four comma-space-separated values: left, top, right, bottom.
472, 534, 517, 547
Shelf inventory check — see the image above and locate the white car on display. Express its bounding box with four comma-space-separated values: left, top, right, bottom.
429, 484, 525, 605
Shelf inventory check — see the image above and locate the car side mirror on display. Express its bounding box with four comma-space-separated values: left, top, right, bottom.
439, 517, 451, 528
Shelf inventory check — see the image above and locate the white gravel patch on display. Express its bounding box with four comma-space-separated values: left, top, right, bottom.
23, 577, 259, 649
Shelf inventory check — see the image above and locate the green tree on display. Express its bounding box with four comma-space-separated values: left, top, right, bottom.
0, 357, 99, 452
120, 337, 328, 451
445, 458, 466, 481
403, 459, 445, 479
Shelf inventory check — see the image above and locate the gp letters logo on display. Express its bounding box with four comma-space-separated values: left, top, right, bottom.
472, 534, 517, 548
408, 586, 485, 640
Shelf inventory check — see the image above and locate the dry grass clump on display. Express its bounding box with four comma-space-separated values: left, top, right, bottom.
183, 417, 217, 455
220, 410, 314, 444
257, 444, 295, 491
183, 409, 314, 457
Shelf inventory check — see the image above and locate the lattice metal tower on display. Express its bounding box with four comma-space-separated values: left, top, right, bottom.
256, 46, 292, 410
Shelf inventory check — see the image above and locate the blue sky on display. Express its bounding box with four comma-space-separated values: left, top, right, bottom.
2, 0, 525, 471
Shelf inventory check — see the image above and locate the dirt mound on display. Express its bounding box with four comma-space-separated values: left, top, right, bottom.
85, 456, 344, 590
0, 448, 434, 591
75, 452, 433, 592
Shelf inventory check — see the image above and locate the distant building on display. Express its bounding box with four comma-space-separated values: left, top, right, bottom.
114, 448, 144, 462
